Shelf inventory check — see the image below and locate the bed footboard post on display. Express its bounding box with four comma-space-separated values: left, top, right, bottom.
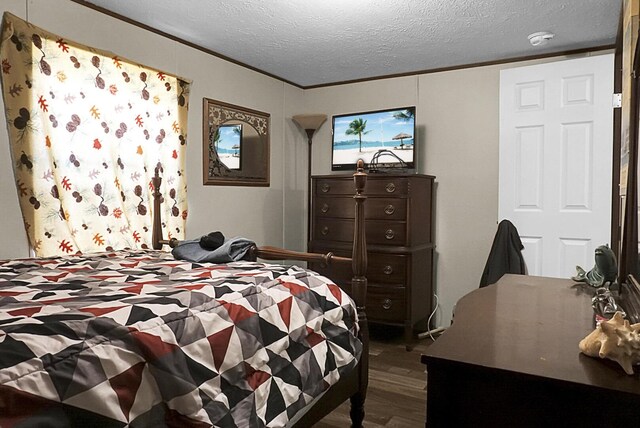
350, 160, 368, 428
151, 169, 163, 250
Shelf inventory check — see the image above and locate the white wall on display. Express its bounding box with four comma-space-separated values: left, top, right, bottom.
0, 0, 305, 259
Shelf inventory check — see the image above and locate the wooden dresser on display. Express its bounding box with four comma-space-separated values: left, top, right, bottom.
309, 173, 435, 345
422, 275, 640, 427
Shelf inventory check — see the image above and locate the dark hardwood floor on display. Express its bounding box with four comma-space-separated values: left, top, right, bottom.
314, 325, 434, 428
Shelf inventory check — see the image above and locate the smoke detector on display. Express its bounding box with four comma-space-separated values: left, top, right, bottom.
528, 31, 555, 47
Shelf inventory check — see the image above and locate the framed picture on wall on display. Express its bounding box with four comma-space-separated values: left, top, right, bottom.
203, 98, 270, 186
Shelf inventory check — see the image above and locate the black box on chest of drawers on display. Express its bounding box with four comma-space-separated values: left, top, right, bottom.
309, 173, 435, 346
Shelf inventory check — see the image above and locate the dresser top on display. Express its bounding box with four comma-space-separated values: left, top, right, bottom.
423, 275, 640, 395
312, 172, 435, 180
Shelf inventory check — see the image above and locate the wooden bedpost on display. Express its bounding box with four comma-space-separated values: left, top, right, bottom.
151, 169, 163, 250
151, 162, 368, 426
350, 160, 368, 427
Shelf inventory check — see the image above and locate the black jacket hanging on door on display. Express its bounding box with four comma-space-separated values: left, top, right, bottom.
479, 220, 526, 288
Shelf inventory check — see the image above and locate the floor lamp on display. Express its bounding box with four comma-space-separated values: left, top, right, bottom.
292, 114, 327, 247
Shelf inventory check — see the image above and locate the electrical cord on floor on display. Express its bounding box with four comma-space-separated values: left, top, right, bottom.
426, 294, 439, 341
418, 293, 447, 341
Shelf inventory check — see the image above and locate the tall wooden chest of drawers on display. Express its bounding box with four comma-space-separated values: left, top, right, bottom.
309, 173, 435, 345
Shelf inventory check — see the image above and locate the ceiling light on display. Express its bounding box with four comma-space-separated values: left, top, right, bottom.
528, 31, 555, 47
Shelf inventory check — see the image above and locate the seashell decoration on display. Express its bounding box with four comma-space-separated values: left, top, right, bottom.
579, 311, 640, 375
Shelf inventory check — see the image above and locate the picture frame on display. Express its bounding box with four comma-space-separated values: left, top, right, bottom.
203, 98, 270, 186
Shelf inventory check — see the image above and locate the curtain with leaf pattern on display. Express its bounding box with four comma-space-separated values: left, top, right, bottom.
0, 13, 190, 256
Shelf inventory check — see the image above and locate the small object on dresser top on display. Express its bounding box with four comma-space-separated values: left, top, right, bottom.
571, 244, 617, 288
592, 287, 625, 323
579, 311, 640, 375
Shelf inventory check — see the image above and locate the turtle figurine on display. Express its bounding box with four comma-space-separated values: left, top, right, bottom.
571, 244, 618, 288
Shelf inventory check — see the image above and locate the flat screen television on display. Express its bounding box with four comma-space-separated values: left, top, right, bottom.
331, 106, 416, 171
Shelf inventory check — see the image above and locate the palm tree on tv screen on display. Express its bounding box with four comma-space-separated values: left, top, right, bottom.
345, 118, 371, 153
393, 109, 414, 122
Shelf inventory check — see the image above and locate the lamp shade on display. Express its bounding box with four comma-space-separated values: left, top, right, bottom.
292, 114, 327, 132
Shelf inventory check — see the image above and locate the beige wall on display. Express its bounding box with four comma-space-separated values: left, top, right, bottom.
0, 1, 612, 327
419, 67, 500, 327
0, 0, 28, 258
304, 73, 496, 328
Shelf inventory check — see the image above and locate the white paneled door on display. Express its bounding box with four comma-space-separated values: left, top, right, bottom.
499, 54, 614, 278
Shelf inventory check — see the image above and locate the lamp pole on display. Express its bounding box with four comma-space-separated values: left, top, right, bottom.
292, 114, 327, 251
305, 129, 315, 246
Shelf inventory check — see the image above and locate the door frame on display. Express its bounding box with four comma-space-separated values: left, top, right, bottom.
612, 13, 623, 259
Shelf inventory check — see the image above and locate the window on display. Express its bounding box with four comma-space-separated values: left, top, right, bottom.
1, 12, 190, 256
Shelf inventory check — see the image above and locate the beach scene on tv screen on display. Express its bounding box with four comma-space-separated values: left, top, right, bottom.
333, 108, 414, 167
215, 124, 241, 170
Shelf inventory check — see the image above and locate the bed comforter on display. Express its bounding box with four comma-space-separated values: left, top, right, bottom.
0, 250, 361, 427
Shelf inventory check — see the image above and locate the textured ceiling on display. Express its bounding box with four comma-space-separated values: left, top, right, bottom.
85, 0, 621, 87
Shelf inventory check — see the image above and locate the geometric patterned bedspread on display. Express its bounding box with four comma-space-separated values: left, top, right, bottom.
0, 250, 361, 427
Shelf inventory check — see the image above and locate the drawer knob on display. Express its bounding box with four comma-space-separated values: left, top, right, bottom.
383, 265, 393, 275
385, 229, 395, 240
382, 298, 393, 310
321, 203, 329, 213
321, 183, 331, 193
385, 183, 396, 193
384, 204, 395, 215
321, 226, 329, 236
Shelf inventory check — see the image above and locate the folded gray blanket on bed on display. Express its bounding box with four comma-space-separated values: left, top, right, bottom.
172, 236, 255, 263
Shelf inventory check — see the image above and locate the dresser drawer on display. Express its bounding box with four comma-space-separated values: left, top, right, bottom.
313, 219, 407, 246
315, 197, 407, 221
310, 251, 407, 285
367, 285, 406, 322
369, 253, 407, 283
315, 177, 409, 196
307, 277, 405, 323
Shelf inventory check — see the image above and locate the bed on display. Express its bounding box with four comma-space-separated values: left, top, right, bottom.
0, 167, 369, 427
